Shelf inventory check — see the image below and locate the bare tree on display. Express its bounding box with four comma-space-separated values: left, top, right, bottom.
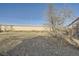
47, 4, 74, 35
44, 4, 79, 48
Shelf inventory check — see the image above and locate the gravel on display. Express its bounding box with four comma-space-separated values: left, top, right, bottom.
2, 36, 79, 56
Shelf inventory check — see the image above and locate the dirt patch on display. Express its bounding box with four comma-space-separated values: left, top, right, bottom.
1, 36, 78, 56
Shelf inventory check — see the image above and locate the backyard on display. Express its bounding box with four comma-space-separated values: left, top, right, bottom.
0, 3, 79, 56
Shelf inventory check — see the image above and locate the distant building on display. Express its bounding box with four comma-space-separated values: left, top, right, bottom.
68, 17, 79, 38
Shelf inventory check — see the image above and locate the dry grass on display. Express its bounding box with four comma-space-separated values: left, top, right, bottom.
0, 31, 43, 54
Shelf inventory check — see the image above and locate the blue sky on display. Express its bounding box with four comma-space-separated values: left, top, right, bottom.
0, 3, 48, 25
0, 3, 79, 26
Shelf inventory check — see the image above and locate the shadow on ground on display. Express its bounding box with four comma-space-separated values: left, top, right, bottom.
1, 36, 79, 56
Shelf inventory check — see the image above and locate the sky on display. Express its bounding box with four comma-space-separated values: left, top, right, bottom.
0, 3, 79, 26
